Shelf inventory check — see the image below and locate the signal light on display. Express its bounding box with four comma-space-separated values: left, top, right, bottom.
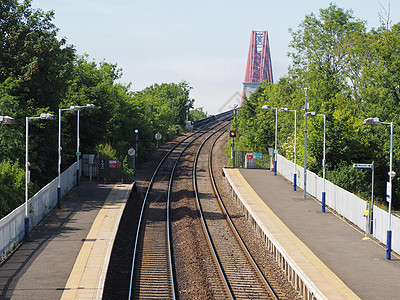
230, 130, 236, 137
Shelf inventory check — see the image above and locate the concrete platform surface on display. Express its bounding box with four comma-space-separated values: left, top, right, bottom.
0, 182, 133, 300
235, 168, 400, 299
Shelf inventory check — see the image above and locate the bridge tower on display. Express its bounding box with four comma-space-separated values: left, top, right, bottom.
242, 30, 273, 105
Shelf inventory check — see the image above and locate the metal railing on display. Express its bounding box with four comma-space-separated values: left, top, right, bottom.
277, 154, 399, 255
0, 161, 80, 259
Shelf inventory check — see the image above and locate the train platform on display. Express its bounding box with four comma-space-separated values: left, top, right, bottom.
0, 181, 134, 300
224, 168, 400, 299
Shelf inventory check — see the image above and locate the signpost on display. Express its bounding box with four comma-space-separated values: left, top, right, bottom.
268, 148, 273, 171
128, 147, 136, 169
353, 161, 374, 235
155, 132, 162, 148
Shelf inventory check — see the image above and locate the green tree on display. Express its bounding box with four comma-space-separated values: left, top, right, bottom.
189, 107, 207, 121
0, 0, 75, 185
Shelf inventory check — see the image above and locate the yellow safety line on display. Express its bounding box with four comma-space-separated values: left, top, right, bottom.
60, 184, 119, 300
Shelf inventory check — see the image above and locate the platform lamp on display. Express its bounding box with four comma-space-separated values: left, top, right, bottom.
0, 116, 16, 125
26, 113, 55, 241
363, 117, 395, 260
262, 105, 278, 175
279, 108, 297, 191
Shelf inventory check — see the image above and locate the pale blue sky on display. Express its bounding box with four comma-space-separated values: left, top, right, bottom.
32, 0, 399, 114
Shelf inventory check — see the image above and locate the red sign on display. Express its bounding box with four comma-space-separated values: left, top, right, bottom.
246, 152, 253, 159
109, 160, 117, 168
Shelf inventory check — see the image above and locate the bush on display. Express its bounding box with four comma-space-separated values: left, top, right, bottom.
0, 160, 38, 218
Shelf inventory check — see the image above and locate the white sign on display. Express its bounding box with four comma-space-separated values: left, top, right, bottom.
353, 163, 373, 169
27, 170, 30, 185
155, 132, 162, 140
128, 148, 135, 156
386, 181, 392, 203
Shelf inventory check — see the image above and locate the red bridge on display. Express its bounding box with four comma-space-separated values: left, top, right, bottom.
242, 30, 273, 105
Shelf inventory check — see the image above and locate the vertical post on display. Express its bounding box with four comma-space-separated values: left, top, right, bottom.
293, 110, 297, 191
57, 109, 61, 209
386, 122, 393, 260
322, 114, 326, 212
274, 108, 277, 176
231, 136, 235, 167
370, 161, 374, 234
76, 109, 80, 186
25, 117, 29, 241
135, 131, 138, 160
303, 88, 308, 199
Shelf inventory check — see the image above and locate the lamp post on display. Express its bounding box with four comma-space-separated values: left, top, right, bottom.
26, 113, 55, 241
279, 108, 297, 190
305, 112, 326, 212
363, 117, 395, 260
262, 105, 278, 175
58, 107, 72, 209
135, 129, 139, 160
303, 88, 309, 199
57, 104, 95, 208
70, 104, 96, 187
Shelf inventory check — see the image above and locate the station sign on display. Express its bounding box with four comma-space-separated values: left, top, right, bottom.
387, 181, 392, 203
353, 163, 373, 169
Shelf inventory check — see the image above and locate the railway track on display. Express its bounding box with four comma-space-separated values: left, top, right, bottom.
193, 125, 278, 299
128, 116, 231, 299
128, 109, 279, 299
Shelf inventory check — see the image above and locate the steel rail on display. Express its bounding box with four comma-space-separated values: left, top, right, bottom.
193, 125, 234, 299
209, 129, 279, 300
128, 117, 230, 299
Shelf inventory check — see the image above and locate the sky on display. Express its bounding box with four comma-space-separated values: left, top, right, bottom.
31, 0, 399, 115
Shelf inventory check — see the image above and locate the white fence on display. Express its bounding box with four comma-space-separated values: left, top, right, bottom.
277, 154, 399, 255
0, 161, 80, 259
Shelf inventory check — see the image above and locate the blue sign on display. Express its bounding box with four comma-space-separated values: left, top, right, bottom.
254, 152, 262, 159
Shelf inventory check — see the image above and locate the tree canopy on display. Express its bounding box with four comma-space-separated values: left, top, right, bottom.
232, 3, 400, 209
0, 0, 195, 218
